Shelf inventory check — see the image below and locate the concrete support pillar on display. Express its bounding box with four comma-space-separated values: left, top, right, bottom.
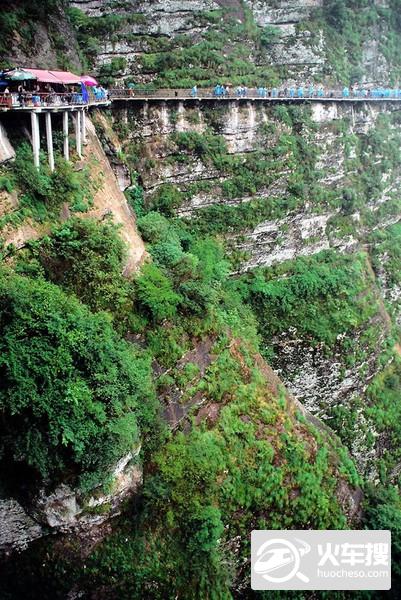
81, 109, 87, 145
31, 111, 40, 169
45, 112, 55, 172
75, 110, 82, 158
63, 111, 69, 161
177, 101, 185, 132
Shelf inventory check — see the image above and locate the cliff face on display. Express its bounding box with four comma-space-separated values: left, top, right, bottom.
97, 97, 400, 482
0, 449, 142, 555
1, 1, 401, 597
0, 1, 82, 71
68, 0, 395, 84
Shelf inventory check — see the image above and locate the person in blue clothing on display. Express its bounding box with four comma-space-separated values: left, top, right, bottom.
289, 87, 295, 98
191, 85, 198, 97
81, 82, 89, 103
297, 86, 304, 98
308, 83, 314, 97
317, 86, 324, 97
342, 86, 349, 98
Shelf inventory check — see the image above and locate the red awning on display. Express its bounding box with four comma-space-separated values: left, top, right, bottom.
22, 68, 83, 85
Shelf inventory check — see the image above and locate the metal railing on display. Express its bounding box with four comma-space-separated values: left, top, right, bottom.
0, 91, 109, 110
108, 87, 401, 101
3, 88, 401, 110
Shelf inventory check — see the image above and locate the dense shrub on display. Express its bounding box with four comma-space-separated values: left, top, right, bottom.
147, 184, 184, 216
243, 251, 377, 347
134, 262, 181, 322
13, 143, 93, 217
0, 269, 155, 490
21, 217, 131, 315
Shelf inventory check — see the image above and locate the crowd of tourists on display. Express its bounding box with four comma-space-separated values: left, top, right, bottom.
3, 83, 109, 107
188, 83, 401, 99
0, 68, 108, 109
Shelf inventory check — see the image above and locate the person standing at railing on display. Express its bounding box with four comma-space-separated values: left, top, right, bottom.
297, 85, 304, 98
191, 85, 198, 97
81, 82, 89, 104
17, 85, 25, 107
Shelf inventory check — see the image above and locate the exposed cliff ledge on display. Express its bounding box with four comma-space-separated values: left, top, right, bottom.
0, 448, 142, 556
102, 99, 401, 274
68, 0, 393, 85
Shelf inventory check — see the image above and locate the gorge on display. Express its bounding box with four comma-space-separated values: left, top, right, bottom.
0, 1, 401, 598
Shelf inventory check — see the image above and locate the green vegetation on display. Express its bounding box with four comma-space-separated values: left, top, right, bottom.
0, 142, 95, 237
15, 218, 131, 318
80, 366, 355, 599
319, 0, 401, 82
0, 268, 155, 491
242, 251, 379, 349
365, 354, 401, 483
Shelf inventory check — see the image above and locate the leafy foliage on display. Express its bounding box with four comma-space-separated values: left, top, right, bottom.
17, 217, 131, 316
0, 269, 155, 490
242, 251, 377, 347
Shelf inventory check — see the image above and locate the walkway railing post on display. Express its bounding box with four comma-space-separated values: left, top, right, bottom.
30, 111, 40, 170
45, 112, 55, 172
75, 110, 82, 158
63, 111, 69, 162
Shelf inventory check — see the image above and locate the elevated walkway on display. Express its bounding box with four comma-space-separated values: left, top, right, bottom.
1, 86, 401, 172
108, 87, 401, 103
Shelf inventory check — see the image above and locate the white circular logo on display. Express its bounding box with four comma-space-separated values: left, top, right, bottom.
254, 538, 310, 583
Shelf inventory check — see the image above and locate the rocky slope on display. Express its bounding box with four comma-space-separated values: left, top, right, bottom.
96, 95, 401, 483
68, 0, 395, 85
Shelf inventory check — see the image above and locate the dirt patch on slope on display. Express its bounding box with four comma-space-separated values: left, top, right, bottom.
215, 0, 245, 21
82, 118, 146, 275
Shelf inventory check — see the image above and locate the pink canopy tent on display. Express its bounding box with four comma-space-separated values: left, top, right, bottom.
49, 70, 82, 84
23, 68, 83, 85
80, 75, 98, 86
23, 68, 61, 84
